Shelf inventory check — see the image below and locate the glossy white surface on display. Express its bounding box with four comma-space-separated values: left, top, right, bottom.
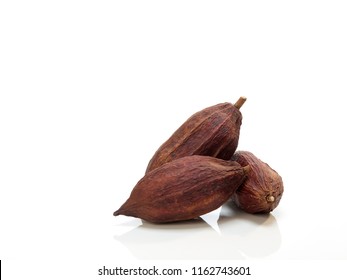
1, 1, 347, 279
113, 206, 282, 260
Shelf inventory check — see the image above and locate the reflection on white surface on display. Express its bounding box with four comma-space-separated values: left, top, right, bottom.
113, 202, 281, 260
218, 203, 281, 258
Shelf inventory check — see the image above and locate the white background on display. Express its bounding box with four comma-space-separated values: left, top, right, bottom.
1, 1, 347, 279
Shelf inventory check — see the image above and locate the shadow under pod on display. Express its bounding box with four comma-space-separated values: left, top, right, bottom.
114, 218, 243, 260
113, 203, 282, 260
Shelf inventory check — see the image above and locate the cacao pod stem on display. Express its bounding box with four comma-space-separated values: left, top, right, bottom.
243, 165, 251, 175
234, 96, 247, 109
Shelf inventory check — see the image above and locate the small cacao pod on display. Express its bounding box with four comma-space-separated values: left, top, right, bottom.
231, 151, 284, 214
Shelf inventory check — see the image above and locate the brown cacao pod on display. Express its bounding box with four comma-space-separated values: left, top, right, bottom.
114, 155, 249, 223
231, 151, 284, 214
145, 98, 246, 173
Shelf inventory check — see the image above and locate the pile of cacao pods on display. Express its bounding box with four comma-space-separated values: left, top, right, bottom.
114, 97, 284, 223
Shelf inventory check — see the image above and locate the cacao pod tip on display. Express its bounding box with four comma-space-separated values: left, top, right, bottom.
243, 165, 251, 175
113, 209, 122, 216
234, 96, 247, 109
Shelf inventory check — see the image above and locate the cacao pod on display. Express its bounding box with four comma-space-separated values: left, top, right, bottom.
231, 151, 284, 214
114, 155, 249, 223
145, 97, 246, 173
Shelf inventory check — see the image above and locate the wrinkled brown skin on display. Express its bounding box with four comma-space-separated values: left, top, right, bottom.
114, 155, 249, 223
231, 151, 284, 214
145, 103, 242, 173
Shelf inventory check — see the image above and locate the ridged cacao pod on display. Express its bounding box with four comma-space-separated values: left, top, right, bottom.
145, 97, 246, 173
231, 151, 284, 214
114, 155, 249, 223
